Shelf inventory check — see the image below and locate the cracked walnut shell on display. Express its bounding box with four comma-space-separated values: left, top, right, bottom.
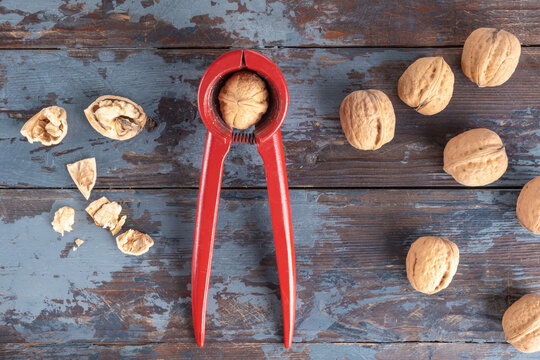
84, 95, 146, 140
218, 71, 269, 130
462, 28, 521, 87
406, 236, 459, 295
502, 294, 540, 353
398, 57, 454, 115
339, 89, 395, 150
517, 176, 540, 234
20, 106, 68, 146
51, 206, 75, 236
443, 128, 508, 186
67, 157, 97, 200
86, 196, 126, 235
116, 229, 154, 256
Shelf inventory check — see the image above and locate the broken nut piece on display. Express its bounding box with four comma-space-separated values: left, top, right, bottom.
116, 229, 154, 256
67, 157, 97, 200
86, 196, 126, 235
21, 106, 68, 146
84, 95, 146, 140
51, 206, 75, 236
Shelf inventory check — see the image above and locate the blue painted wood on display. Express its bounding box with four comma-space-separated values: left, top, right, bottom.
0, 342, 534, 359
0, 0, 537, 48
1, 188, 539, 347
1, 48, 538, 188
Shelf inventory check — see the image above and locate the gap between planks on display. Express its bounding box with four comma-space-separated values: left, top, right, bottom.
0, 44, 537, 52
2, 340, 511, 347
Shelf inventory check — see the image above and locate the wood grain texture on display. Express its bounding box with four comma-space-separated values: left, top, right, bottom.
0, 0, 538, 48
1, 188, 539, 347
0, 342, 534, 359
1, 48, 538, 189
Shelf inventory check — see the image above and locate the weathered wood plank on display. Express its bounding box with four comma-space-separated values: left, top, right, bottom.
0, 342, 533, 359
0, 0, 538, 48
1, 48, 538, 188
1, 188, 539, 345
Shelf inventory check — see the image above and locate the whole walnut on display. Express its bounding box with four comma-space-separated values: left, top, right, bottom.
339, 89, 395, 150
398, 57, 454, 115
218, 71, 269, 130
516, 176, 540, 234
502, 294, 540, 353
443, 128, 508, 186
406, 236, 459, 295
462, 28, 521, 87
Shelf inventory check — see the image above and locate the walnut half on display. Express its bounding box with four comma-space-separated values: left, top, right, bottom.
84, 95, 146, 140
67, 158, 97, 200
116, 229, 154, 256
86, 196, 126, 235
21, 106, 68, 146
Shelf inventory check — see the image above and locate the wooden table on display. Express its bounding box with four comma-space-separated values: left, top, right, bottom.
0, 1, 538, 359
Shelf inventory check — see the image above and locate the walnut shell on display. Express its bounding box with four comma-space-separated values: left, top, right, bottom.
516, 176, 540, 234
218, 71, 269, 130
398, 57, 454, 115
20, 106, 68, 146
443, 128, 508, 186
502, 294, 540, 353
462, 28, 521, 87
86, 196, 126, 235
67, 157, 97, 200
84, 95, 146, 140
339, 89, 395, 150
116, 229, 154, 256
406, 236, 459, 295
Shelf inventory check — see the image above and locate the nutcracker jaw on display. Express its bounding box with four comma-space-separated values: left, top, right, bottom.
193, 49, 296, 348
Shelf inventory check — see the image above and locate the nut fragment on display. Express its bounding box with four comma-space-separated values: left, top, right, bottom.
67, 158, 97, 200
20, 106, 68, 146
516, 176, 540, 234
218, 71, 269, 129
406, 236, 459, 295
502, 294, 540, 353
51, 206, 75, 236
73, 238, 84, 252
84, 95, 146, 140
462, 27, 521, 87
398, 57, 454, 115
443, 128, 508, 186
116, 229, 154, 256
339, 89, 395, 150
86, 196, 126, 235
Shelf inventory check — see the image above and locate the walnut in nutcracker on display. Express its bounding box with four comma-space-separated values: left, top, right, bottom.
398, 57, 454, 115
218, 71, 269, 130
462, 27, 521, 87
339, 89, 395, 150
84, 95, 146, 140
443, 128, 508, 186
502, 294, 540, 353
516, 176, 540, 234
406, 236, 459, 295
116, 229, 154, 256
20, 106, 68, 146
